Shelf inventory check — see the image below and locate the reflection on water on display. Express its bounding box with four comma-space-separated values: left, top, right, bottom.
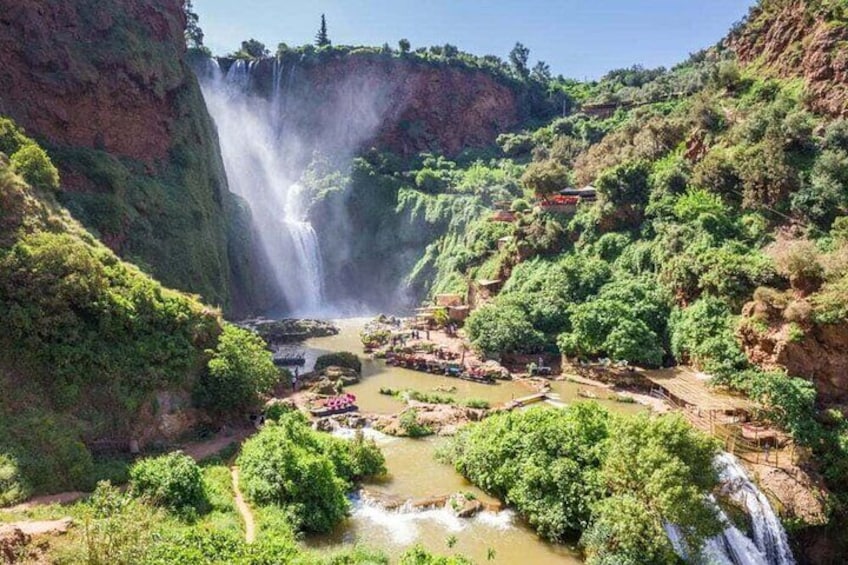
298, 319, 645, 563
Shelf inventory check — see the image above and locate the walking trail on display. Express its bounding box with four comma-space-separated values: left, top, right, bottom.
231, 467, 256, 543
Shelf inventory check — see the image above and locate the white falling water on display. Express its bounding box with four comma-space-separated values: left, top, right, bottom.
666, 453, 795, 565
198, 58, 325, 316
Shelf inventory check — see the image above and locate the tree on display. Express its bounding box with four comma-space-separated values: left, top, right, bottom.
531, 60, 552, 82
521, 160, 570, 199
183, 0, 204, 48
316, 14, 330, 47
238, 38, 268, 59
595, 159, 652, 208
509, 42, 530, 79
398, 38, 411, 54
195, 325, 279, 415
465, 302, 545, 356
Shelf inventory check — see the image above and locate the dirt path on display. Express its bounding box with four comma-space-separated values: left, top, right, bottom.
231, 467, 255, 543
1, 492, 87, 513
0, 517, 72, 536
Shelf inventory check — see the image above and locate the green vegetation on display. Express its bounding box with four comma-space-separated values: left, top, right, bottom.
237, 411, 385, 533
314, 351, 362, 373
129, 452, 208, 518
399, 409, 434, 437
0, 120, 273, 500
195, 325, 280, 415
442, 404, 721, 563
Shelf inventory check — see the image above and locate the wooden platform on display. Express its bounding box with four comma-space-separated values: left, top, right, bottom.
643, 368, 753, 414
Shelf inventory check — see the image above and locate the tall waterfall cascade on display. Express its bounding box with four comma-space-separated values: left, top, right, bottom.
198, 58, 326, 315
667, 453, 795, 565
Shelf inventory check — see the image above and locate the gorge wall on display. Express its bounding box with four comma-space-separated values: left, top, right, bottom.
0, 0, 271, 314
215, 53, 525, 159
728, 0, 848, 117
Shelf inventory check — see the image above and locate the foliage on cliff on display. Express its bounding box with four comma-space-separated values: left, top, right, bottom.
0, 119, 277, 503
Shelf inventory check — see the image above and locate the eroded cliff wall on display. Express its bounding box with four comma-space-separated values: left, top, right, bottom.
0, 0, 269, 313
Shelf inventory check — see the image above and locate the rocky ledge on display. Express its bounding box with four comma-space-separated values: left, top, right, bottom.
238, 318, 339, 345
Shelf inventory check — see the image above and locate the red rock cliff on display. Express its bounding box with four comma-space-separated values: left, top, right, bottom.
0, 0, 270, 314
0, 1, 184, 162
224, 54, 524, 157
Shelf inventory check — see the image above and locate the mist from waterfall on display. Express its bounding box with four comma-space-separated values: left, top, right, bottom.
666, 453, 795, 565
197, 59, 322, 315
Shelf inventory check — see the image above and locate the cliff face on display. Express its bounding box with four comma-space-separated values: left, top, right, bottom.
221, 54, 524, 158
738, 292, 848, 406
728, 0, 848, 117
0, 0, 265, 313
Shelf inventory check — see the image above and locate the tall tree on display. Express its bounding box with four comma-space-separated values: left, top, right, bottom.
183, 0, 204, 48
398, 38, 411, 54
509, 42, 530, 79
316, 14, 330, 47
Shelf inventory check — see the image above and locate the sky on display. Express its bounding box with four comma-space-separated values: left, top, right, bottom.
195, 0, 755, 80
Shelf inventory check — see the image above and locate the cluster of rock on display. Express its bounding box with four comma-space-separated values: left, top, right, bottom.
360, 489, 500, 519
239, 318, 339, 345
373, 402, 488, 437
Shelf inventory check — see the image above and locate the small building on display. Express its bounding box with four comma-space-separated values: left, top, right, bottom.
559, 186, 597, 202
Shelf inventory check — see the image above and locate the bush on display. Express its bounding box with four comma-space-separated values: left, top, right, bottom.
0, 453, 30, 507
399, 409, 433, 438
129, 452, 207, 517
237, 411, 384, 533
196, 325, 279, 415
314, 351, 362, 374
11, 144, 59, 190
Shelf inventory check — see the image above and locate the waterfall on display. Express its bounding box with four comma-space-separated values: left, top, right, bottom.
666, 453, 795, 565
198, 58, 326, 316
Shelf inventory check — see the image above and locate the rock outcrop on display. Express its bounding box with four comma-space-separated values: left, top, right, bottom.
727, 0, 848, 117
738, 293, 848, 405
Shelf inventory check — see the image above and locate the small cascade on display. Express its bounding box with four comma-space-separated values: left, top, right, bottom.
667, 453, 795, 565
198, 57, 327, 315
350, 491, 515, 546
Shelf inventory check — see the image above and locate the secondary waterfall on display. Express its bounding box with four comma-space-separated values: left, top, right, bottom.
667, 453, 795, 565
198, 59, 325, 315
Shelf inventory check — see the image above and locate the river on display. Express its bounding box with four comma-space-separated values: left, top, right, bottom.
291, 319, 644, 563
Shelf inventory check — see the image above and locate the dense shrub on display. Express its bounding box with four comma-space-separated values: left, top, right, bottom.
314, 351, 362, 373
196, 325, 279, 415
10, 144, 59, 190
129, 452, 207, 517
444, 404, 720, 558
237, 411, 384, 533
465, 302, 546, 356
